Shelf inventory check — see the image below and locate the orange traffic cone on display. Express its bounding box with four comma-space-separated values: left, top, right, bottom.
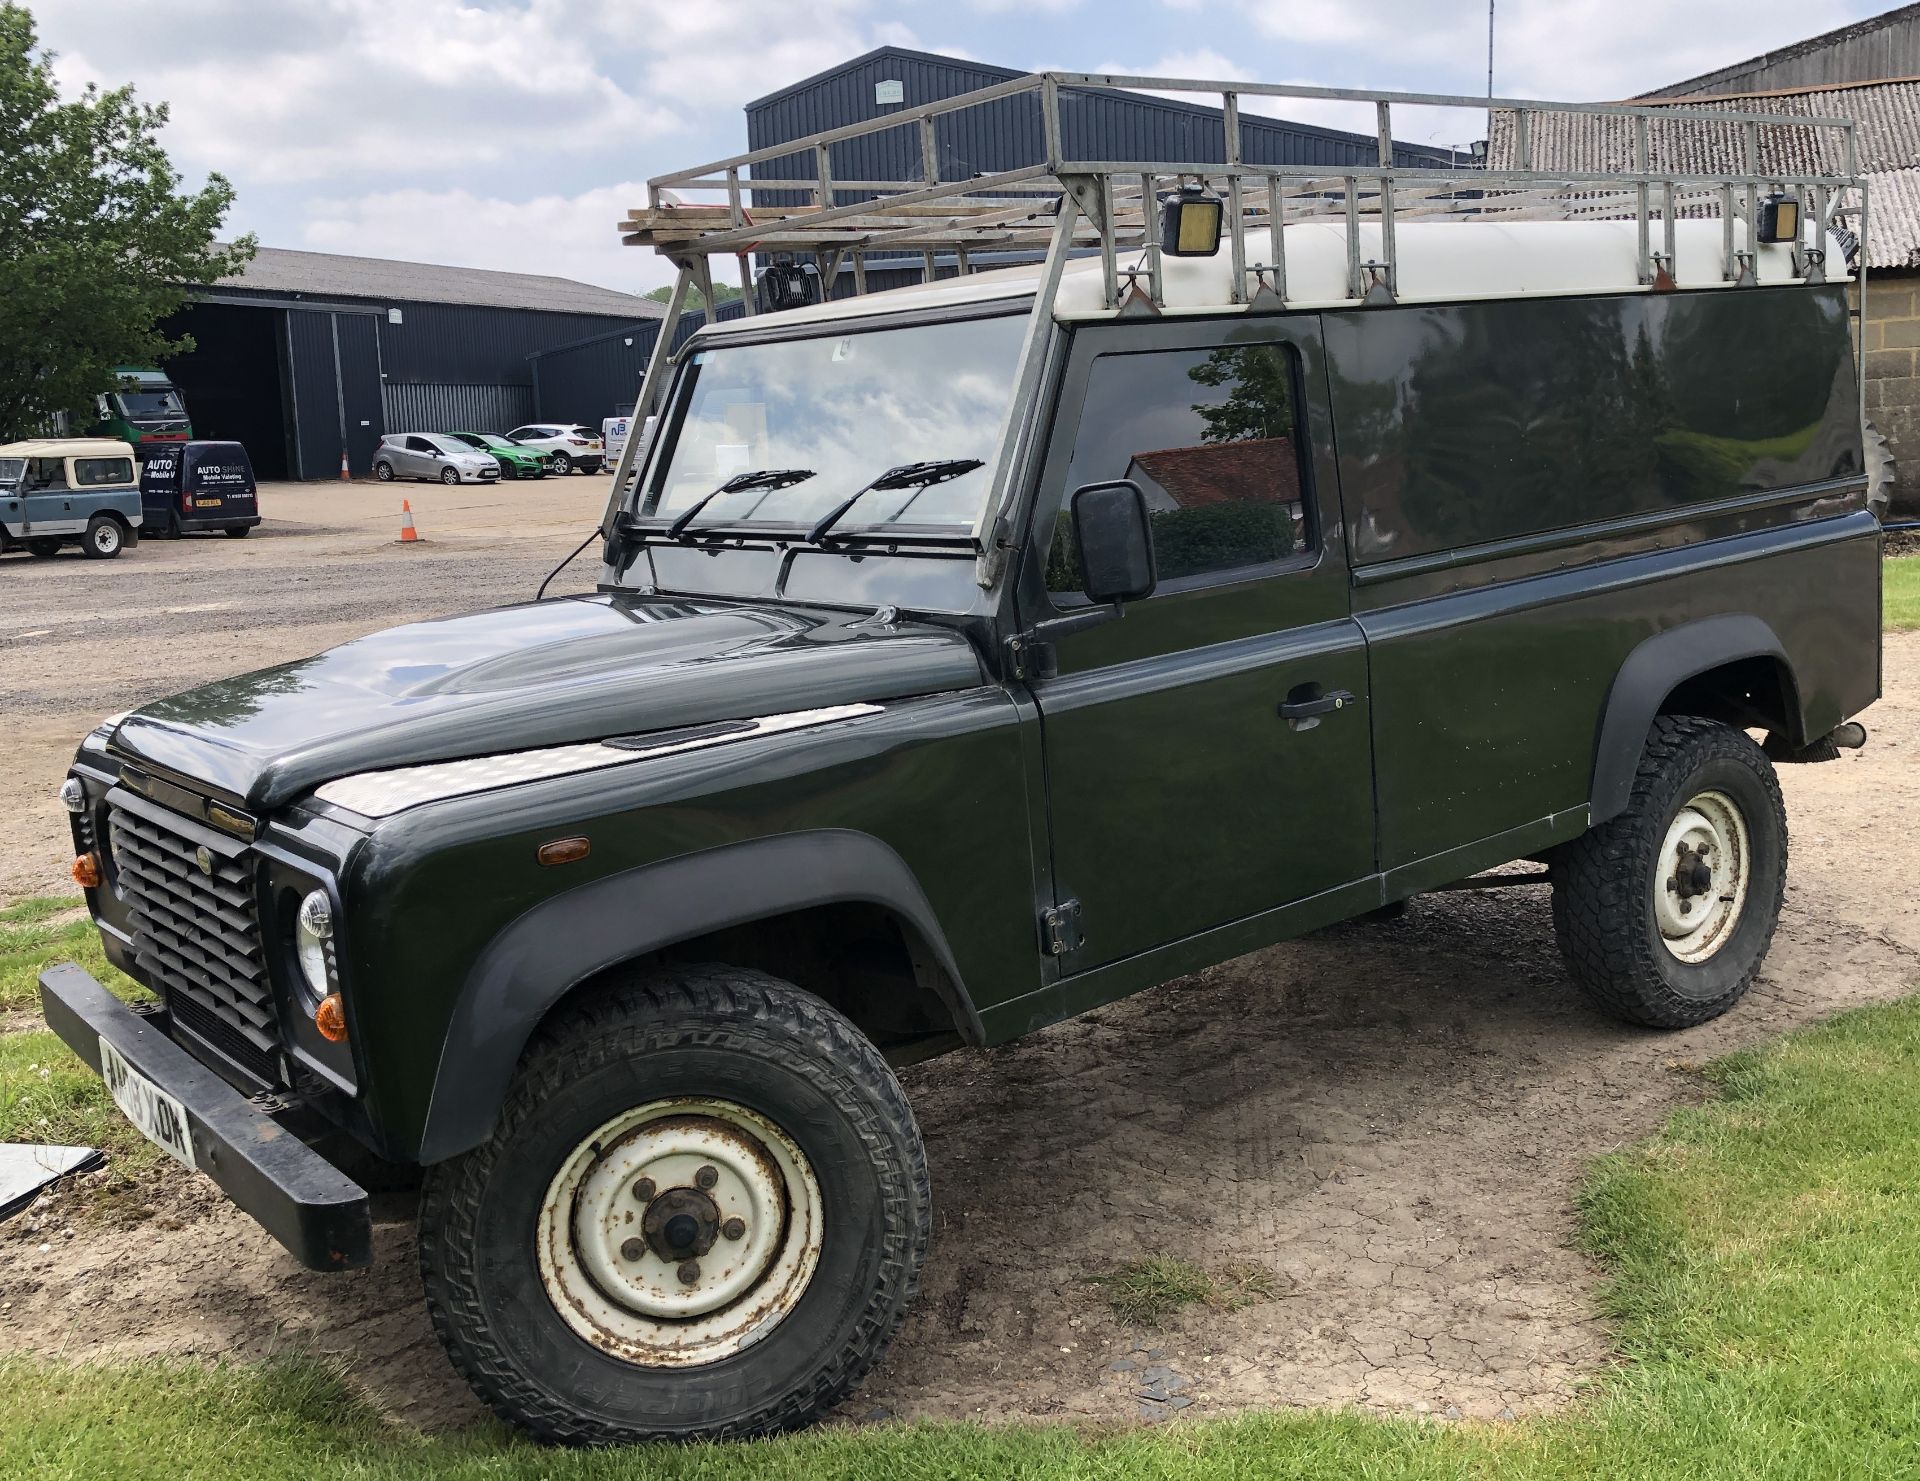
398, 500, 421, 544
339, 448, 350, 481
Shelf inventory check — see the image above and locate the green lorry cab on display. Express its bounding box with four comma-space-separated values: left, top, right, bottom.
90, 368, 192, 449
1, 438, 143, 559
41, 75, 1883, 1447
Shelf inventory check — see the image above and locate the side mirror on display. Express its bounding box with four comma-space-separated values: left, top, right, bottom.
1070, 480, 1156, 605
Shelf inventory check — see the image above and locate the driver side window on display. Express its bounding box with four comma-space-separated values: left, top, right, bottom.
1046, 343, 1311, 595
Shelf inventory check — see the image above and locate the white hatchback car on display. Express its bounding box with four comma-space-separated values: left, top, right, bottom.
505, 423, 604, 475
373, 434, 501, 485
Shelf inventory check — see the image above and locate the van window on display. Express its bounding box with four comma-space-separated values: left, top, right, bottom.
74, 457, 134, 487
26, 457, 67, 490
1047, 343, 1311, 594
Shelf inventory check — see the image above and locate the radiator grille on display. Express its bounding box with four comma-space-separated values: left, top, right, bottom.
107, 799, 280, 1083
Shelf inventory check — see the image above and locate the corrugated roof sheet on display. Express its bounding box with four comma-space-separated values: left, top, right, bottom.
1487, 79, 1920, 267
206, 246, 663, 318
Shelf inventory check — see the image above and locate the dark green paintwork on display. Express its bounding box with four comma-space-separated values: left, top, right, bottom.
62, 280, 1882, 1171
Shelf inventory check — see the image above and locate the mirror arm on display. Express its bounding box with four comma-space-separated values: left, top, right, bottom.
1008, 601, 1123, 683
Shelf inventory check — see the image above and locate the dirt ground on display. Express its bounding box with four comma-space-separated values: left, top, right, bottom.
3, 491, 1916, 1429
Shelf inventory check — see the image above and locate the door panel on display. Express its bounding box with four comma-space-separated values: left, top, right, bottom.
1019, 317, 1376, 973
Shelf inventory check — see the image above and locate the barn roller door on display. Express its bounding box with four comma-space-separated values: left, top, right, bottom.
286, 309, 385, 479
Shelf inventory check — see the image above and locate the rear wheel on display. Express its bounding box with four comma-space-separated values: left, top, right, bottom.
417, 965, 930, 1445
80, 516, 123, 559
224, 525, 250, 538
374, 461, 395, 481
1551, 716, 1786, 1027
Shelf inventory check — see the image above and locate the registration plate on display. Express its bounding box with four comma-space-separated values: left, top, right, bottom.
99, 1037, 197, 1170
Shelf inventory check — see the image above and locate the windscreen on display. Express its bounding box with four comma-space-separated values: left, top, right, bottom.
115, 389, 183, 418
640, 313, 1027, 533
0, 458, 23, 487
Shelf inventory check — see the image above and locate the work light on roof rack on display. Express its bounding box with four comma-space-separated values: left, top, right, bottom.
757, 261, 820, 313
1159, 181, 1223, 258
1756, 194, 1801, 245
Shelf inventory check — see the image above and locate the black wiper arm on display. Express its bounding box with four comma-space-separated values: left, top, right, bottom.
665, 468, 815, 540
804, 459, 986, 546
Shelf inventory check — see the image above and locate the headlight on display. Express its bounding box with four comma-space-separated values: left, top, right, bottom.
295, 889, 333, 997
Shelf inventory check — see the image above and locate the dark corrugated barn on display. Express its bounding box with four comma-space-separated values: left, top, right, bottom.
161, 248, 663, 479
740, 47, 1463, 294
528, 300, 749, 429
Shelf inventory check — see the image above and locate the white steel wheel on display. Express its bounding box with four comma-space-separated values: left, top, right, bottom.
1653, 788, 1751, 964
536, 1097, 822, 1369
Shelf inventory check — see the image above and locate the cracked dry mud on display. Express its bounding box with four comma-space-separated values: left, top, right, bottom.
3, 496, 1915, 1429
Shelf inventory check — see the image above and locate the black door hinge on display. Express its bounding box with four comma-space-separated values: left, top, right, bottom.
1041, 898, 1084, 957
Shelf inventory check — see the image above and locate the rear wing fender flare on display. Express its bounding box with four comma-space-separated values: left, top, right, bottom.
1588, 613, 1800, 825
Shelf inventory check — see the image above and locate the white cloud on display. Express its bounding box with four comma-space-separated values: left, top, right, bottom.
301, 182, 683, 294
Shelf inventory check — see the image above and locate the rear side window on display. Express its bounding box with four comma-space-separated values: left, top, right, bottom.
1047, 343, 1311, 594
74, 457, 134, 486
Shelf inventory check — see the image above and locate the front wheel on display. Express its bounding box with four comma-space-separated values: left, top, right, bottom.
417, 965, 931, 1445
1551, 716, 1786, 1027
81, 515, 124, 559
439, 466, 460, 485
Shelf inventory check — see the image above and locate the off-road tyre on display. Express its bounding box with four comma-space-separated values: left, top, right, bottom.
416, 964, 931, 1445
1551, 715, 1786, 1028
80, 515, 123, 559
1864, 418, 1894, 522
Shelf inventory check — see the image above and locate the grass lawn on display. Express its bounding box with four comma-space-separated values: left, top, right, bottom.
7, 992, 1920, 1478
1886, 554, 1920, 632
0, 895, 141, 1015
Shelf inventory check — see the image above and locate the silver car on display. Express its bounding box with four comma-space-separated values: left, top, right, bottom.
372, 433, 501, 485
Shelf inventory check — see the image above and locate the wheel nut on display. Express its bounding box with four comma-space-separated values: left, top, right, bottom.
632, 1177, 656, 1202
722, 1217, 746, 1241
677, 1260, 701, 1285
694, 1165, 718, 1190
620, 1238, 645, 1261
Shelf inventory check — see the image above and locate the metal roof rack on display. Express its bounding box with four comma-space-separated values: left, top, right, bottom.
606, 70, 1869, 566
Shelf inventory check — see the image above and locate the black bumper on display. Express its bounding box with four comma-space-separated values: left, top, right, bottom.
38, 962, 372, 1271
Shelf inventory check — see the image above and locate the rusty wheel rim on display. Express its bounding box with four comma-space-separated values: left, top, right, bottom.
536, 1098, 822, 1368
1654, 788, 1751, 965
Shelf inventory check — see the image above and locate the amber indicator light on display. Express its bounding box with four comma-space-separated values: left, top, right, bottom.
70, 853, 102, 889
314, 992, 348, 1043
536, 836, 591, 866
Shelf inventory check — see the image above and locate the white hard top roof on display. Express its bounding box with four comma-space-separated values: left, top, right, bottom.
693, 219, 1845, 340
0, 438, 137, 458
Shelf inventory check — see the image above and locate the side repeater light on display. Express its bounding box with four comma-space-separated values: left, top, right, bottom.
1160, 182, 1224, 257
536, 836, 591, 867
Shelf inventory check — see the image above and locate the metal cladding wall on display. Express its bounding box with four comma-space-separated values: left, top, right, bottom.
530, 301, 749, 424
377, 302, 653, 384
382, 382, 536, 435
743, 47, 1460, 210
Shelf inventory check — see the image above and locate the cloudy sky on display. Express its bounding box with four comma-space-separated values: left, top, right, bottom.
32, 0, 1892, 295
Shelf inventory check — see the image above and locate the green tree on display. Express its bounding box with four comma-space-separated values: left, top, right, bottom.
1187, 344, 1294, 444
0, 3, 252, 440
644, 280, 742, 310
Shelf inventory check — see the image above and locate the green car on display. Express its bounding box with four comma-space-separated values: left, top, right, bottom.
447, 431, 548, 480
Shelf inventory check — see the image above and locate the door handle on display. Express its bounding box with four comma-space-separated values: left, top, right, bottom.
1279, 688, 1355, 721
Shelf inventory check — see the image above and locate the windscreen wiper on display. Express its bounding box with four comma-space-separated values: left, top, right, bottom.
665, 468, 816, 540
804, 459, 986, 546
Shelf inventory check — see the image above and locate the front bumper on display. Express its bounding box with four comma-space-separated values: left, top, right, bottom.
38, 962, 372, 1271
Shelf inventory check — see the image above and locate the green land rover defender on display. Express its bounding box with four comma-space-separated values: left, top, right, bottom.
42, 75, 1881, 1444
